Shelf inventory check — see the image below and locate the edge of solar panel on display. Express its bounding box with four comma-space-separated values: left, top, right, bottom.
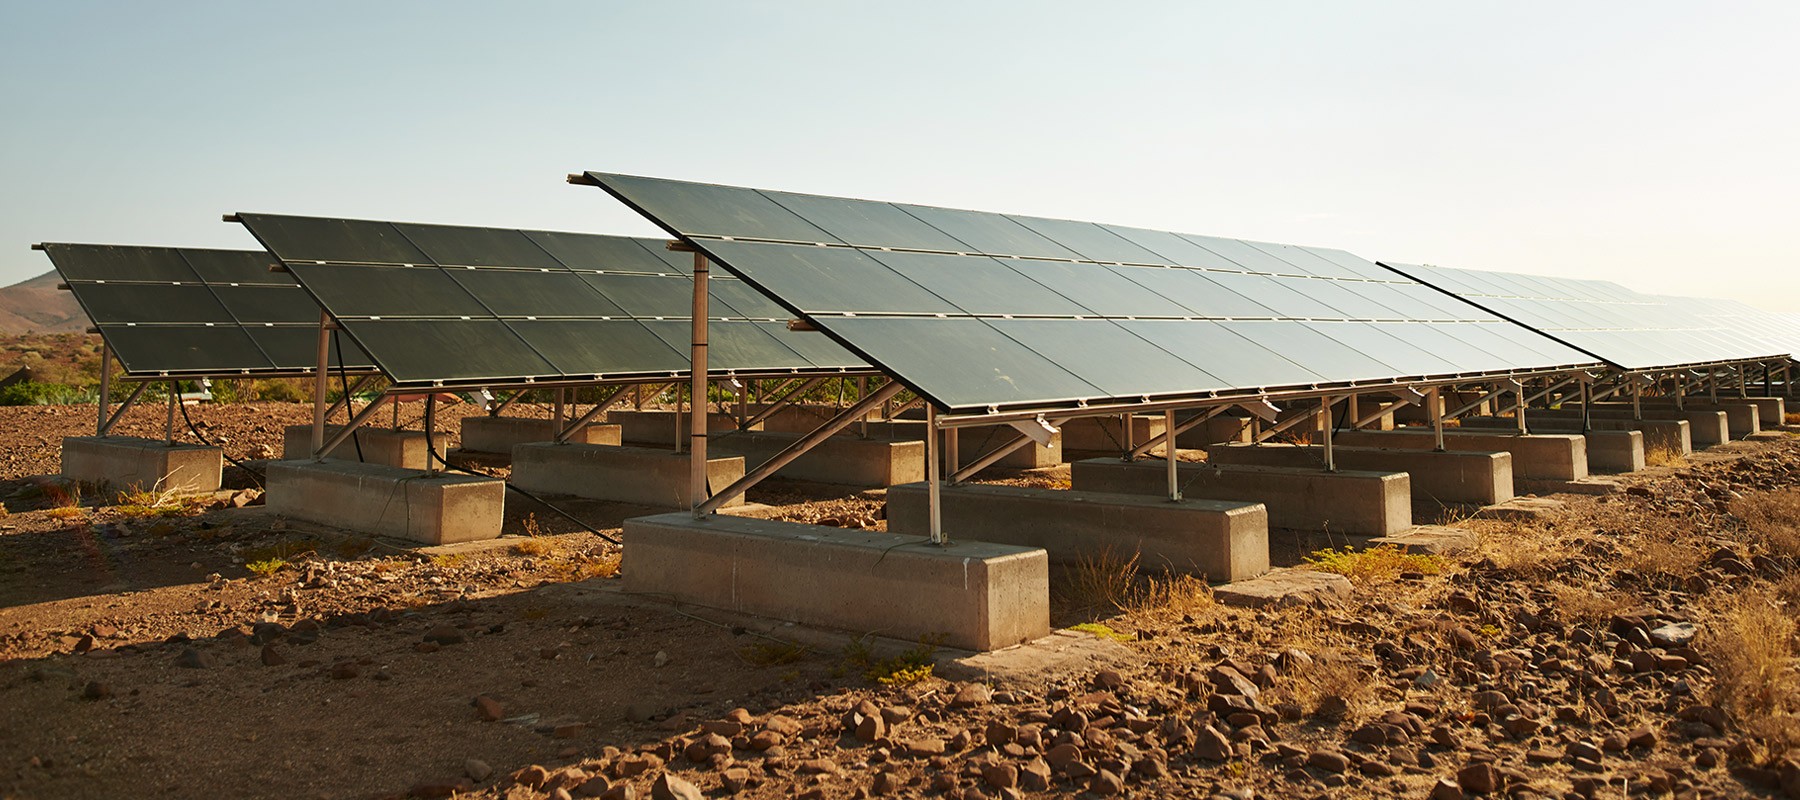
232, 214, 873, 390
1647, 294, 1799, 364
35, 243, 376, 378
582, 172, 1606, 415
1382, 261, 1790, 372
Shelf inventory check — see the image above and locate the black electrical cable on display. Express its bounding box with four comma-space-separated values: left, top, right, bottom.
331, 329, 366, 463
417, 409, 622, 547
176, 382, 265, 489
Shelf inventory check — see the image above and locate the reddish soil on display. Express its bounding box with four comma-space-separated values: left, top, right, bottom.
0, 402, 1797, 800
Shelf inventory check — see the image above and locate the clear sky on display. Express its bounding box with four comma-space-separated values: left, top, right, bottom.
2, 2, 1796, 308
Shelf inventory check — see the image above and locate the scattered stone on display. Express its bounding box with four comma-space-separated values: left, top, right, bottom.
330, 661, 360, 680
950, 683, 991, 708
982, 763, 1018, 790
81, 681, 110, 700
1650, 622, 1697, 646
1308, 750, 1351, 773
599, 784, 638, 800
1020, 757, 1051, 790
474, 695, 504, 721
175, 647, 213, 669
464, 759, 492, 782
650, 773, 702, 800
260, 645, 286, 666
1089, 769, 1124, 796
423, 625, 467, 646
653, 650, 670, 667
1457, 762, 1499, 794
1431, 777, 1465, 800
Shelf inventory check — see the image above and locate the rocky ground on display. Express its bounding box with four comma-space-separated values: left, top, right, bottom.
0, 401, 1796, 799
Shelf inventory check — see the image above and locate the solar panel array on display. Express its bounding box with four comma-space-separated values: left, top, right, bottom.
581, 172, 1601, 414
1651, 294, 1800, 363
234, 214, 869, 389
1382, 262, 1788, 372
36, 243, 372, 378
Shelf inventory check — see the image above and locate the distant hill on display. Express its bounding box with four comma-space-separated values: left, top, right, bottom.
0, 271, 89, 335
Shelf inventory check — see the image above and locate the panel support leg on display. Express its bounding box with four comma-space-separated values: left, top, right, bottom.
1165, 409, 1181, 500
689, 251, 710, 515
424, 393, 438, 476
96, 342, 112, 437
926, 404, 944, 545
1321, 396, 1336, 472
1514, 379, 1527, 434
312, 311, 330, 460
1431, 387, 1446, 451
165, 380, 177, 446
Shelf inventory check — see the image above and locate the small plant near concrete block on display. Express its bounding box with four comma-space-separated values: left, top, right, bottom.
1303, 544, 1442, 583
1068, 622, 1133, 642
246, 558, 286, 578
841, 633, 944, 685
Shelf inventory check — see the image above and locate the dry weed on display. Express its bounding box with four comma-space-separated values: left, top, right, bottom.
1729, 489, 1800, 559
1124, 573, 1215, 618
1620, 532, 1708, 586
545, 551, 620, 582
1702, 590, 1800, 754
513, 537, 556, 556
1478, 521, 1576, 577
1550, 584, 1628, 622
1262, 612, 1380, 721
1065, 546, 1141, 611
1644, 443, 1683, 467
1304, 545, 1442, 584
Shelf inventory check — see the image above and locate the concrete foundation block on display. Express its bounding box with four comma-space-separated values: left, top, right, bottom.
1207, 443, 1513, 506
1458, 415, 1691, 457
712, 431, 924, 487
510, 443, 745, 508
1174, 416, 1252, 451
458, 415, 621, 454
1476, 497, 1567, 522
622, 513, 1050, 651
265, 459, 503, 544
1548, 407, 1727, 449
1060, 415, 1166, 454
60, 436, 223, 493
1213, 568, 1352, 608
1368, 525, 1477, 555
1573, 403, 1746, 443
606, 410, 753, 447
1071, 459, 1412, 536
886, 482, 1269, 581
281, 425, 447, 470
1335, 430, 1587, 482
1577, 430, 1644, 473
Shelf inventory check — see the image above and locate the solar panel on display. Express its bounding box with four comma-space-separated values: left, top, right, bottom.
1383, 263, 1789, 371
233, 215, 869, 389
35, 243, 372, 378
581, 172, 1602, 415
1650, 295, 1800, 363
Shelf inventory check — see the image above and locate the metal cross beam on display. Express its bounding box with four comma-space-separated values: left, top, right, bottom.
696, 381, 907, 515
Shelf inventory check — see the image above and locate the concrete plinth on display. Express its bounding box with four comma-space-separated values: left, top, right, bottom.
1334, 430, 1587, 482
622, 513, 1050, 651
60, 436, 223, 493
711, 431, 923, 488
281, 425, 447, 470
886, 482, 1269, 581
1206, 443, 1513, 506
607, 410, 753, 447
1060, 415, 1167, 455
1070, 459, 1411, 536
265, 459, 503, 544
1457, 415, 1691, 457
458, 415, 621, 454
1213, 567, 1352, 608
511, 443, 745, 508
1545, 407, 1727, 449
1617, 401, 1761, 438
1175, 416, 1252, 452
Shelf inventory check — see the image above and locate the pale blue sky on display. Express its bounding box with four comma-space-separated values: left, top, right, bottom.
2, 2, 1796, 308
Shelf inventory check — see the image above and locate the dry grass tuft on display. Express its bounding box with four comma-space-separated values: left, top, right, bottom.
1262, 612, 1381, 721
513, 537, 556, 556
1066, 546, 1142, 611
1478, 521, 1577, 577
1620, 531, 1708, 586
1729, 489, 1800, 559
1125, 573, 1215, 618
1551, 584, 1629, 622
1785, 411, 1800, 426
1702, 590, 1800, 755
1644, 443, 1684, 467
545, 551, 620, 582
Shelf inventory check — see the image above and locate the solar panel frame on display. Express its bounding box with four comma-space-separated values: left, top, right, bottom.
581, 172, 1606, 418
35, 243, 375, 379
234, 214, 874, 391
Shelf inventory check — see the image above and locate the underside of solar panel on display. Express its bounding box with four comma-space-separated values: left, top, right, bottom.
577, 172, 1604, 415
1382, 262, 1789, 371
233, 214, 870, 389
35, 243, 373, 378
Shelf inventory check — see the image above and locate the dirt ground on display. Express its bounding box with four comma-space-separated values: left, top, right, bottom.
1, 401, 1798, 799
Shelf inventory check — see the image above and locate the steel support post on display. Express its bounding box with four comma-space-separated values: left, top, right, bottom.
165, 380, 177, 445
1708, 368, 1718, 404
1121, 413, 1135, 453
1128, 406, 1228, 460
1431, 387, 1446, 451
1514, 380, 1527, 434
312, 311, 331, 458
926, 404, 944, 545
1320, 396, 1336, 472
1581, 381, 1592, 433
689, 251, 710, 514
673, 386, 685, 455
1675, 374, 1686, 411
100, 382, 148, 436
1633, 379, 1643, 421
1165, 410, 1181, 500
96, 342, 112, 436
856, 377, 869, 438
944, 422, 959, 475
552, 388, 566, 438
